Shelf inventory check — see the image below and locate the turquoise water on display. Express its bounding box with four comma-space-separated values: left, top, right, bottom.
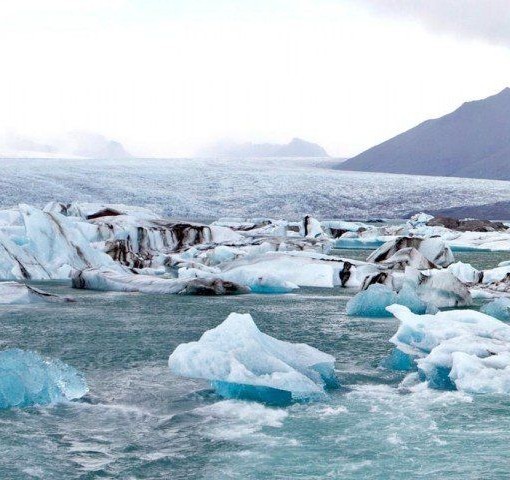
1, 250, 510, 478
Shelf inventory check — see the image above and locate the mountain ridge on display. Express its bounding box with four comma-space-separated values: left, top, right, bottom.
338, 88, 510, 180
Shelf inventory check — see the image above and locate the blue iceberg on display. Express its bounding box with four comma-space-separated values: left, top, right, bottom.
346, 283, 429, 317
168, 313, 339, 405
0, 349, 88, 409
481, 298, 510, 321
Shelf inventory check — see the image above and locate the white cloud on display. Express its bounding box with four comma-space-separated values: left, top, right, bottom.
0, 1, 509, 157
355, 0, 510, 47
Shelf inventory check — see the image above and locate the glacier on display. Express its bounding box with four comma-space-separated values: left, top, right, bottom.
168, 313, 339, 405
0, 349, 88, 409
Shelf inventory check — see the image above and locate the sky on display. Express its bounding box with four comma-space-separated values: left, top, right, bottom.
0, 0, 509, 157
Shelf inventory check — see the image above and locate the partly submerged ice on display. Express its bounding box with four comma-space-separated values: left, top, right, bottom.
168, 313, 339, 405
0, 349, 88, 409
346, 284, 429, 317
386, 305, 510, 394
481, 298, 510, 321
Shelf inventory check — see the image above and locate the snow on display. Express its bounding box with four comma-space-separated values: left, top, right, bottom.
0, 349, 88, 409
168, 312, 339, 404
387, 305, 510, 394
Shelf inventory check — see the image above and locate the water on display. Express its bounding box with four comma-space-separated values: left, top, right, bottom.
2, 250, 510, 479
2, 157, 510, 219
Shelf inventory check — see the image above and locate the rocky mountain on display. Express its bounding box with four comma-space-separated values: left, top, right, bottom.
199, 137, 329, 158
0, 132, 131, 159
339, 88, 510, 180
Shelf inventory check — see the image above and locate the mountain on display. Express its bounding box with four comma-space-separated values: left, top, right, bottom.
338, 88, 510, 180
0, 132, 132, 159
199, 137, 329, 158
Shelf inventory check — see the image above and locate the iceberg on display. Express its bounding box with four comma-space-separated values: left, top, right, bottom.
0, 282, 74, 304
481, 298, 510, 321
346, 284, 397, 317
72, 268, 249, 295
447, 261, 482, 284
19, 204, 123, 278
168, 313, 339, 405
301, 215, 324, 238
0, 349, 88, 409
368, 237, 454, 268
386, 304, 510, 393
346, 283, 429, 317
409, 269, 472, 308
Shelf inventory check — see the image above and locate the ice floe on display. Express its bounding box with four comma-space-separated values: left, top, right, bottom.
72, 268, 249, 295
168, 312, 339, 405
387, 305, 510, 394
0, 282, 74, 304
0, 349, 88, 409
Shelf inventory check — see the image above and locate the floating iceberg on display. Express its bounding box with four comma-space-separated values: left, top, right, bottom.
168, 313, 339, 405
447, 261, 482, 284
346, 284, 397, 317
0, 282, 74, 304
0, 349, 88, 409
72, 269, 249, 295
368, 237, 454, 268
346, 283, 429, 317
386, 304, 510, 394
481, 298, 510, 321
407, 269, 472, 308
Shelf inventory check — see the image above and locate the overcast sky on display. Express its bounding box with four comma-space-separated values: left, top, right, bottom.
1, 0, 509, 157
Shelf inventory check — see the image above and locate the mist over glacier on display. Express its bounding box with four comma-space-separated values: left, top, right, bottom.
1, 157, 510, 220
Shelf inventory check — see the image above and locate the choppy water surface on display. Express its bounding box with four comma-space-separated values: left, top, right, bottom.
1, 251, 510, 479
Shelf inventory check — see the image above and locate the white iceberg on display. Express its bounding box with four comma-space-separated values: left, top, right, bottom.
447, 261, 482, 284
168, 313, 339, 405
0, 282, 74, 304
0, 349, 88, 409
368, 237, 454, 268
386, 304, 510, 393
72, 268, 249, 295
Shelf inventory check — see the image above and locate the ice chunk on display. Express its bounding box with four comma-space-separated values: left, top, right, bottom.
481, 298, 510, 321
0, 282, 74, 304
300, 215, 324, 238
346, 284, 397, 317
20, 205, 123, 278
0, 231, 51, 280
368, 237, 454, 268
168, 313, 339, 405
386, 304, 510, 393
346, 283, 429, 317
72, 268, 249, 295
220, 269, 298, 294
406, 269, 472, 308
0, 349, 88, 409
447, 261, 482, 284
408, 212, 434, 227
